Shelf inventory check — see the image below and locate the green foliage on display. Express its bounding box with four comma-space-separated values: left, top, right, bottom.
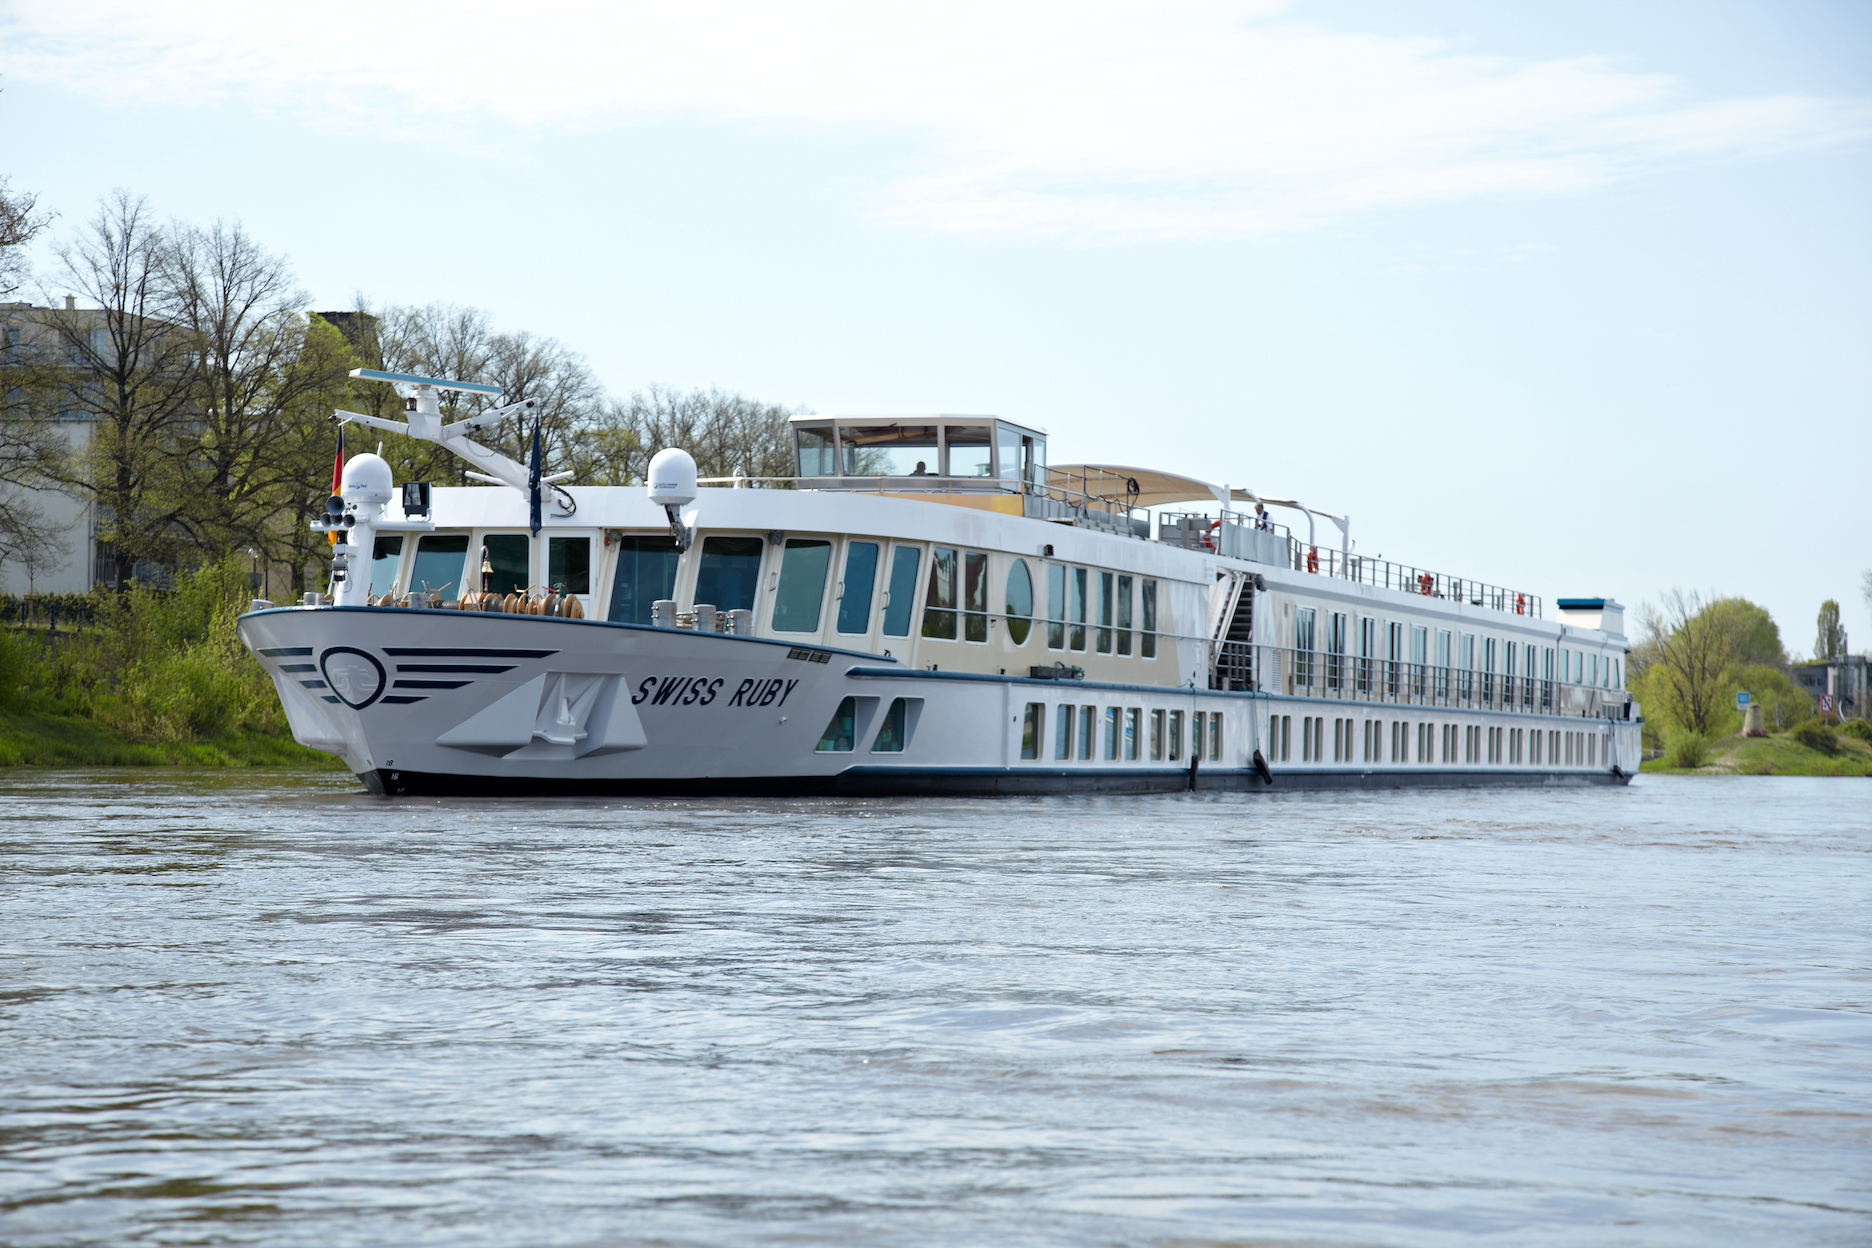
1789, 720, 1839, 754
1664, 730, 1708, 769
0, 558, 334, 766
1815, 600, 1845, 661
1842, 718, 1872, 745
1720, 663, 1811, 735
1705, 597, 1786, 666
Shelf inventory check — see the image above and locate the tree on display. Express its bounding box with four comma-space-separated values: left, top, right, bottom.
0, 176, 50, 298
1815, 599, 1845, 660
39, 192, 197, 588
1704, 597, 1785, 666
1636, 589, 1736, 736
583, 384, 798, 485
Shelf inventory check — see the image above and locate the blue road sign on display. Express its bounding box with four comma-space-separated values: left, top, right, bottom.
1736, 691, 1751, 708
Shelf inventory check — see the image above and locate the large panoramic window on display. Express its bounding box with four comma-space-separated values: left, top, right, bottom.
795, 425, 836, 477
411, 533, 469, 600
881, 546, 921, 637
607, 535, 681, 624
922, 546, 958, 640
771, 539, 832, 633
695, 536, 764, 612
944, 425, 993, 478
836, 541, 879, 635
839, 424, 938, 477
1005, 559, 1034, 645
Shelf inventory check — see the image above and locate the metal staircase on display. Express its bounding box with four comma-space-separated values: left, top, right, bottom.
1210, 572, 1256, 691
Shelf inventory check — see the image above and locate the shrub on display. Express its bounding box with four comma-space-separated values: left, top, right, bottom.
1665, 731, 1708, 769
1843, 719, 1872, 746
1790, 720, 1839, 754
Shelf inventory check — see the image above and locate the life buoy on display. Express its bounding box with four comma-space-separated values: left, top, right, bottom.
1418, 573, 1433, 596
1201, 519, 1221, 551
1514, 593, 1525, 615
1305, 546, 1319, 574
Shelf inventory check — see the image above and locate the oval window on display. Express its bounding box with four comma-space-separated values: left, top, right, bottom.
1005, 558, 1034, 645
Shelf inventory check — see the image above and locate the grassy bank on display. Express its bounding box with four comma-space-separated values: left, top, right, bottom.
0, 564, 343, 771
1641, 728, 1872, 777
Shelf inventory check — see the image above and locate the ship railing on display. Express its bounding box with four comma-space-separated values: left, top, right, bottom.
702, 472, 1150, 536
1220, 643, 1632, 717
1280, 541, 1542, 619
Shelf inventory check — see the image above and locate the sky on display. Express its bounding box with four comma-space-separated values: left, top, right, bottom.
3, 0, 1869, 653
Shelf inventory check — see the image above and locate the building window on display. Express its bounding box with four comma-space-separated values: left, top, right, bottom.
1055, 704, 1075, 760
922, 546, 958, 639
837, 541, 879, 634
1021, 703, 1043, 760
882, 546, 921, 637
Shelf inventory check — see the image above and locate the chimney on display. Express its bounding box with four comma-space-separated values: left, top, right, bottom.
64, 295, 76, 311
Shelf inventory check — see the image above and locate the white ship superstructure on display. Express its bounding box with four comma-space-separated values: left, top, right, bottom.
237, 371, 1641, 795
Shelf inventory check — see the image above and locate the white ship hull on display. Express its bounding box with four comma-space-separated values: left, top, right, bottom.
239, 606, 1637, 796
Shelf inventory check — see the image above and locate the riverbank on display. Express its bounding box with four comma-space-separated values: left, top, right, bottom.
0, 708, 341, 769
1641, 730, 1872, 776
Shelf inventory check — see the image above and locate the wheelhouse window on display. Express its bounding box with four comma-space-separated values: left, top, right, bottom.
922, 546, 958, 639
840, 424, 938, 477
695, 536, 764, 612
607, 535, 681, 624
943, 424, 993, 478
837, 541, 879, 634
411, 533, 469, 600
882, 546, 921, 637
548, 536, 590, 595
370, 534, 403, 596
996, 423, 1023, 484
1005, 559, 1034, 645
772, 538, 833, 633
795, 425, 836, 476
963, 551, 989, 643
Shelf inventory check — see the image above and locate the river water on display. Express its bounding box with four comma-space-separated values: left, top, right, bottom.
0, 772, 1866, 1246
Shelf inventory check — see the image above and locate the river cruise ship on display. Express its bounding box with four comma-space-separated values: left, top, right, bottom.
238, 371, 1641, 795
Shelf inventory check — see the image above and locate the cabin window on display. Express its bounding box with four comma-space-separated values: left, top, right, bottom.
1483, 637, 1497, 703
872, 699, 909, 752
1140, 579, 1157, 658
882, 546, 921, 636
1193, 712, 1206, 761
1295, 608, 1316, 690
1436, 629, 1452, 700
695, 536, 764, 613
922, 546, 958, 639
772, 539, 832, 632
1103, 708, 1120, 760
1047, 564, 1066, 649
1021, 703, 1043, 760
1301, 716, 1312, 762
1357, 617, 1375, 695
1151, 709, 1165, 761
1280, 715, 1292, 762
1169, 710, 1184, 761
1328, 612, 1348, 691
963, 551, 989, 643
996, 423, 1023, 484
816, 697, 856, 752
837, 541, 879, 634
370, 534, 403, 596
796, 425, 836, 476
1386, 622, 1403, 697
1411, 625, 1428, 697
841, 424, 937, 477
944, 425, 993, 478
1005, 559, 1034, 645
1116, 575, 1134, 656
1070, 567, 1087, 651
1096, 572, 1113, 654
1209, 714, 1222, 761
1591, 653, 1601, 687
410, 533, 469, 600
1077, 705, 1095, 760
1124, 708, 1140, 760
481, 534, 530, 597
1459, 633, 1476, 700
1055, 704, 1075, 760
607, 535, 681, 624
548, 536, 590, 595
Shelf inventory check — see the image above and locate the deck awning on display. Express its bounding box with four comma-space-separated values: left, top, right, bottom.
1046, 463, 1301, 511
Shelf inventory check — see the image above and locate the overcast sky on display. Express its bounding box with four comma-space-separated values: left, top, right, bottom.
5, 0, 1868, 652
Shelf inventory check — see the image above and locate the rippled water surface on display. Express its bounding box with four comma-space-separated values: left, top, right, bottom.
1, 773, 1867, 1246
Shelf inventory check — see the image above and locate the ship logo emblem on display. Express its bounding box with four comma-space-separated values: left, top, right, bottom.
319, 647, 387, 709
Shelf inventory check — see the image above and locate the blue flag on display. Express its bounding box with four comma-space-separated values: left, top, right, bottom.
527, 417, 543, 536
